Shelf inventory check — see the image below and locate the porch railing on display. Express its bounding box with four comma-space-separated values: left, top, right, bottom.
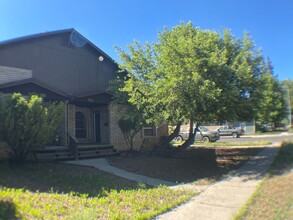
68, 132, 79, 160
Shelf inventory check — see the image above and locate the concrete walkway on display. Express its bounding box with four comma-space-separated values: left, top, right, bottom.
65, 158, 176, 187
65, 145, 280, 220
157, 146, 279, 220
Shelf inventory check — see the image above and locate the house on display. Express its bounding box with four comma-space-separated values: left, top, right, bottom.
0, 29, 167, 160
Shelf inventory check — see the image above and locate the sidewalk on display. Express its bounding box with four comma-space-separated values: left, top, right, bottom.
65, 145, 279, 220
244, 131, 292, 138
157, 146, 279, 220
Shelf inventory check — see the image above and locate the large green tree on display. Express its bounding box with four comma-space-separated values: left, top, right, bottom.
281, 79, 293, 126
256, 61, 287, 127
115, 22, 265, 148
1, 93, 64, 162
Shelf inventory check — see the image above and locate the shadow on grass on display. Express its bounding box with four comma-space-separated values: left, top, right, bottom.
269, 141, 293, 176
226, 147, 280, 181
0, 161, 150, 197
0, 200, 20, 220
0, 145, 285, 193
232, 141, 293, 181
109, 147, 268, 184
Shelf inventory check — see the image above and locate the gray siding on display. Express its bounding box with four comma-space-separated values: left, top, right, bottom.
0, 32, 118, 95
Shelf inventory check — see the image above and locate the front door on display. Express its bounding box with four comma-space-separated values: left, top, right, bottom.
94, 112, 101, 143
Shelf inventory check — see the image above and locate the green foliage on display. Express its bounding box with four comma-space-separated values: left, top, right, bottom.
282, 79, 293, 111
108, 79, 146, 151
117, 108, 144, 151
0, 199, 20, 219
281, 79, 293, 124
256, 61, 287, 126
0, 93, 64, 162
115, 22, 266, 147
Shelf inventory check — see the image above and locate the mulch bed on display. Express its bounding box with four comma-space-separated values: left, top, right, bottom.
108, 147, 263, 184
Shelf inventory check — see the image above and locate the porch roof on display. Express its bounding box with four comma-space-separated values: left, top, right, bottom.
0, 78, 68, 100
0, 78, 113, 105
71, 91, 112, 107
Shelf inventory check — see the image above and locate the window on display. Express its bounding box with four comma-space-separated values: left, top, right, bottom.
143, 126, 157, 137
75, 112, 86, 138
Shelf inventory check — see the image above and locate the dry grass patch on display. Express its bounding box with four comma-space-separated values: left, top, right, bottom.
236, 171, 293, 220
109, 147, 263, 184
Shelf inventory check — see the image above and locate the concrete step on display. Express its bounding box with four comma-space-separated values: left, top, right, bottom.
77, 144, 114, 150
77, 148, 118, 159
35, 152, 74, 161
35, 145, 117, 161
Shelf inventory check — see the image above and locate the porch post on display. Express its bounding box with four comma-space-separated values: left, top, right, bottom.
64, 100, 68, 146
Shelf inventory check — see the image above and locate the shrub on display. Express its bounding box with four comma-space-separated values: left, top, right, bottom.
0, 93, 64, 163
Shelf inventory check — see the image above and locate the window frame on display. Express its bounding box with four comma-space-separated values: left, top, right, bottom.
75, 111, 87, 138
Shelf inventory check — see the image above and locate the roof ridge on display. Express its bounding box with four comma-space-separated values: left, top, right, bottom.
0, 28, 116, 63
0, 28, 74, 46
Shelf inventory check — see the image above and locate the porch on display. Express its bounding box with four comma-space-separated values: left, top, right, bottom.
34, 143, 117, 161
32, 90, 119, 161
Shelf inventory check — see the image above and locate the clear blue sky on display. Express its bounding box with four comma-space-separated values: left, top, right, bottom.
0, 0, 292, 80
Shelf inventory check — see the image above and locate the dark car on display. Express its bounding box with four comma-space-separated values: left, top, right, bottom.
175, 126, 220, 143
217, 126, 244, 138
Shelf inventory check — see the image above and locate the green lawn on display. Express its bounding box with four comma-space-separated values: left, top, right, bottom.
0, 162, 195, 219
234, 141, 293, 220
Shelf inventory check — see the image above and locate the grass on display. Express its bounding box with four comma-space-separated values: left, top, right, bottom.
191, 140, 272, 147
254, 131, 284, 135
234, 141, 293, 220
0, 162, 195, 219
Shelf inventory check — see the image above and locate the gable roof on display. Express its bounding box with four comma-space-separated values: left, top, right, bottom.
0, 28, 116, 63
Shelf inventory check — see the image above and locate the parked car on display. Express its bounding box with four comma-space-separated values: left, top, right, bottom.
175, 126, 220, 143
217, 126, 244, 138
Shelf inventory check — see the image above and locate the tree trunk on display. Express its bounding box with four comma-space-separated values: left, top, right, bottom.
157, 121, 182, 147
181, 121, 200, 149
167, 121, 182, 143
151, 122, 182, 155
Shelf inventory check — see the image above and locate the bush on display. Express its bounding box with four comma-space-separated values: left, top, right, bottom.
0, 93, 64, 163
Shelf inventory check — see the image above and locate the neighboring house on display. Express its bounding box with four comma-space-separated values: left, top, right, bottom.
0, 29, 167, 159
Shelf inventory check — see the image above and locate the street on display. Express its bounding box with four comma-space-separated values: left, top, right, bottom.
218, 132, 293, 144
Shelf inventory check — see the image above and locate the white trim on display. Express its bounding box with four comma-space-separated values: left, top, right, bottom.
143, 126, 157, 138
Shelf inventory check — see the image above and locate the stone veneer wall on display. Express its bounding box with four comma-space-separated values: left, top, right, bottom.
109, 103, 128, 150
140, 123, 169, 151
68, 104, 76, 137
109, 103, 168, 152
